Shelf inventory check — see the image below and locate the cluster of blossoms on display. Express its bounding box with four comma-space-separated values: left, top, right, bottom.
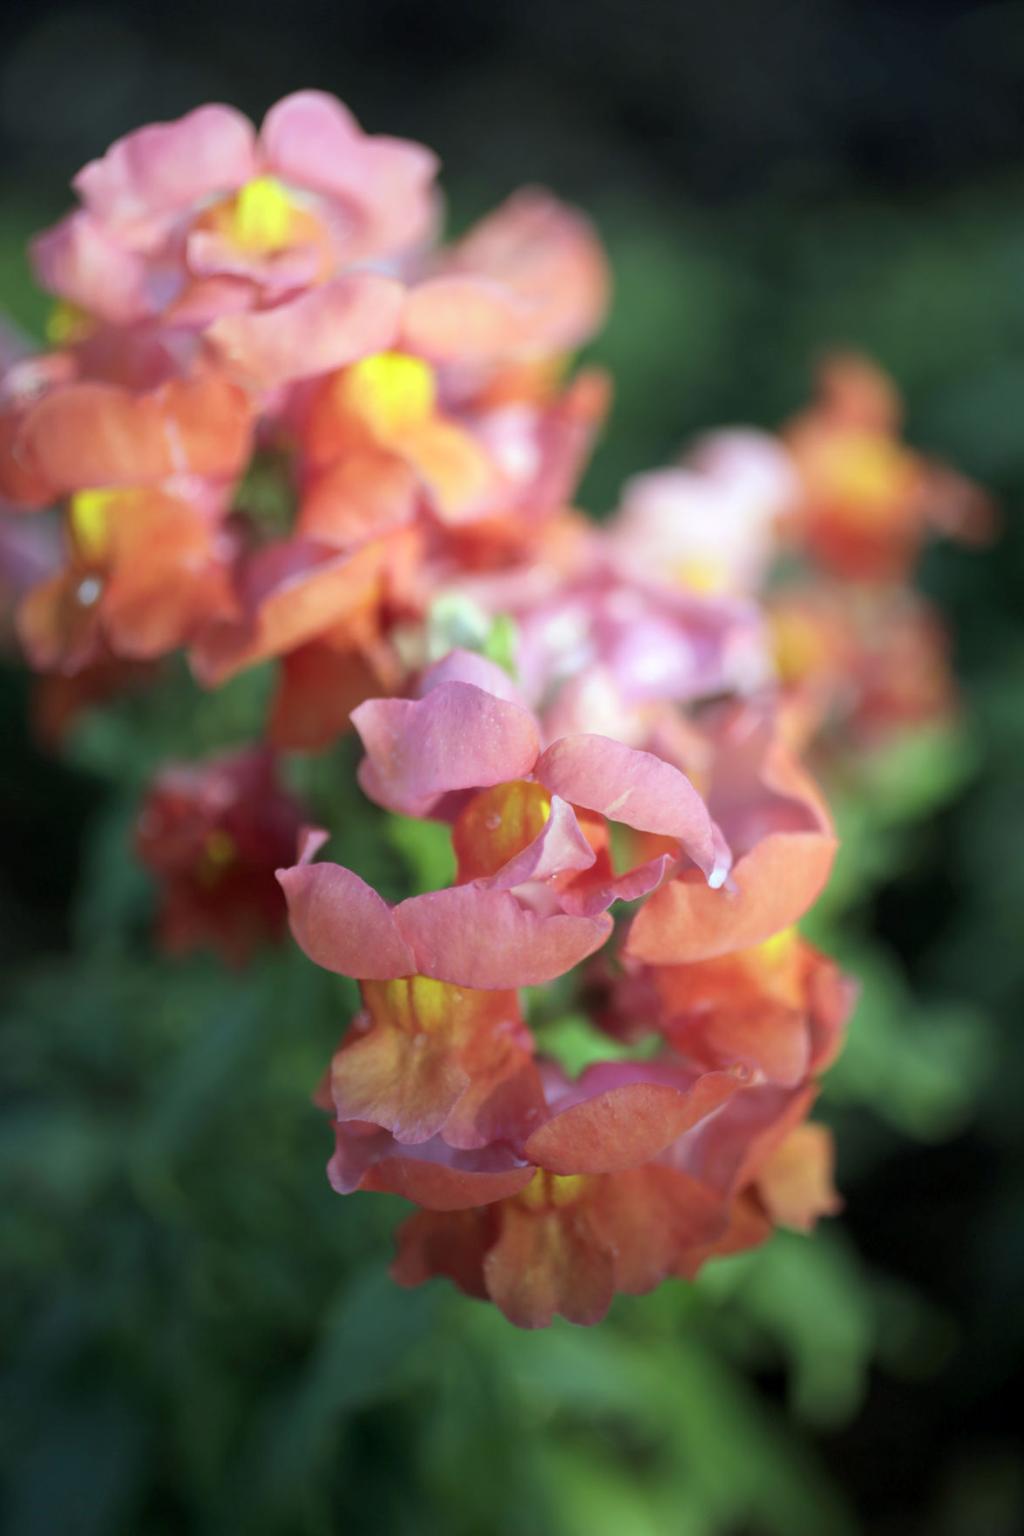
0, 94, 985, 1326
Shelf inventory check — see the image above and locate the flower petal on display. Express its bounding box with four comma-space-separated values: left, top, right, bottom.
401, 276, 530, 364
535, 733, 728, 885
756, 1122, 842, 1230
74, 104, 257, 233
483, 1202, 615, 1328
352, 681, 540, 817
13, 375, 251, 495
523, 1062, 741, 1175
207, 275, 404, 387
276, 859, 416, 979
330, 1125, 534, 1209
394, 884, 612, 988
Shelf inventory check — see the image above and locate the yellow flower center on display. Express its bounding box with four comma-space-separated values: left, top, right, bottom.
46, 301, 95, 346
818, 433, 918, 525
229, 176, 296, 252
363, 975, 458, 1036
673, 555, 729, 595
519, 1170, 589, 1211
335, 352, 437, 442
197, 829, 237, 887
452, 780, 553, 883
771, 609, 822, 685
68, 488, 121, 563
756, 927, 798, 968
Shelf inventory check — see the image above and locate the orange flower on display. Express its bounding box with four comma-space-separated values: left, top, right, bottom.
784, 353, 992, 581
18, 485, 238, 673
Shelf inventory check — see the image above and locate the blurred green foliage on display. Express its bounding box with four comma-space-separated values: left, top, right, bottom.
2, 157, 1023, 1535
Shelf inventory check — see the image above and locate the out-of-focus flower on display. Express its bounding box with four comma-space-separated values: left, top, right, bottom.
31, 654, 157, 748
0, 511, 61, 646
784, 352, 993, 581
610, 430, 798, 599
4, 89, 897, 1330
0, 365, 251, 510
436, 189, 610, 361
32, 92, 439, 387
136, 747, 305, 964
18, 484, 239, 672
770, 582, 958, 754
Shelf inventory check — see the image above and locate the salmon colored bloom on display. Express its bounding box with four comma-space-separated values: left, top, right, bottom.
770, 582, 958, 755
300, 351, 500, 526
605, 928, 855, 1088
785, 353, 993, 581
18, 484, 238, 672
625, 705, 837, 964
350, 650, 728, 882
0, 366, 252, 510
136, 747, 305, 964
393, 1163, 726, 1327
390, 1075, 838, 1327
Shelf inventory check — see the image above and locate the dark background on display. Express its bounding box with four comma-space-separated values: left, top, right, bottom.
2, 3, 1023, 1533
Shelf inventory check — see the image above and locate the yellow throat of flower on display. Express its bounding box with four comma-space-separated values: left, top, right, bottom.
337, 352, 438, 443
68, 488, 121, 563
673, 555, 729, 596
229, 176, 296, 253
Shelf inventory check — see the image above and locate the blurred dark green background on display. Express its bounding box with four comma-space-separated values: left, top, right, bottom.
2, 3, 1023, 1533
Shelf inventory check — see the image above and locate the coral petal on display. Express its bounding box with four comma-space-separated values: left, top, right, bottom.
277, 860, 416, 978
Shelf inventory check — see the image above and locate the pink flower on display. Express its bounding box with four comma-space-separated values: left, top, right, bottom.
610, 430, 798, 599
349, 650, 729, 890
33, 92, 438, 386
